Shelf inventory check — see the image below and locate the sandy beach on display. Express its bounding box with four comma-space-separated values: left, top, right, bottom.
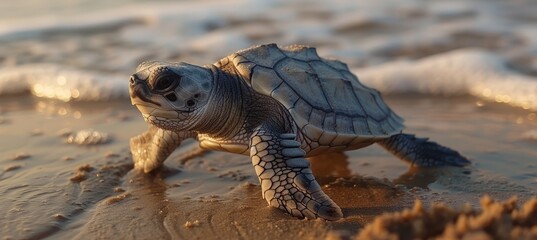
1, 0, 537, 239
1, 95, 535, 239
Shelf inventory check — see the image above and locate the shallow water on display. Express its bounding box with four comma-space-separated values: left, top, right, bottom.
1, 0, 537, 239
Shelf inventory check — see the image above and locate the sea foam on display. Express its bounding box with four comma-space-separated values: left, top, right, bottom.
0, 0, 535, 110
0, 64, 126, 101
357, 48, 537, 110
1, 48, 537, 112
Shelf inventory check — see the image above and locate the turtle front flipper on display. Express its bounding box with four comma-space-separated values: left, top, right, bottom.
130, 125, 194, 173
250, 127, 343, 220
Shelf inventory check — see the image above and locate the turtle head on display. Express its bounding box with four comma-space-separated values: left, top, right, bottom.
129, 61, 213, 131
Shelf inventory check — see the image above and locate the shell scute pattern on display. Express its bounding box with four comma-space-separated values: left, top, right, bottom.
308, 109, 325, 129
353, 117, 371, 135
366, 118, 384, 135
283, 45, 320, 61
324, 58, 349, 72
237, 43, 287, 68
226, 44, 404, 143
355, 92, 386, 121
229, 53, 255, 84
270, 83, 300, 109
322, 112, 336, 133
274, 58, 331, 109
335, 115, 354, 134
303, 124, 323, 140
251, 65, 283, 95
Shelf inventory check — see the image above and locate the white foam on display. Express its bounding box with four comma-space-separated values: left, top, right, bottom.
2, 50, 537, 108
0, 64, 127, 101
521, 130, 537, 142
0, 0, 535, 108
356, 48, 537, 110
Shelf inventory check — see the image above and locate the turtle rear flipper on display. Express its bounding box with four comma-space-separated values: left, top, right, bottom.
250, 128, 343, 220
378, 133, 470, 167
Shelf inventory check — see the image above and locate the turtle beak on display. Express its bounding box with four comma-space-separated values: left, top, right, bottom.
129, 75, 161, 107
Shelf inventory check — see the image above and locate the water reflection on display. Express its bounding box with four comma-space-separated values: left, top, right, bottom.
309, 152, 459, 189
30, 98, 136, 121
309, 152, 352, 178
392, 168, 443, 189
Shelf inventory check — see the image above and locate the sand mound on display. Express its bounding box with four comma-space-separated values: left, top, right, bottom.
356, 196, 537, 240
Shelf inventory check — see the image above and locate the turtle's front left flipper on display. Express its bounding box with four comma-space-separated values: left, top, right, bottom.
130, 125, 194, 173
250, 128, 343, 220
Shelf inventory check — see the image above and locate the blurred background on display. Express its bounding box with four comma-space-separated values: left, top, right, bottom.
0, 0, 536, 105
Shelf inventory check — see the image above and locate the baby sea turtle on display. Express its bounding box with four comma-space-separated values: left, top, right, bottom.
128, 44, 469, 220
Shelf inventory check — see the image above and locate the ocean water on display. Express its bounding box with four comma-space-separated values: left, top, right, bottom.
0, 0, 536, 108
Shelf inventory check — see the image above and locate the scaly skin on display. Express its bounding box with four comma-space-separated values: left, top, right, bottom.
250, 128, 343, 220
130, 125, 195, 173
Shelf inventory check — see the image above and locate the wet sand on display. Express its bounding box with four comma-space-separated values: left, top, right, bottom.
1, 95, 536, 239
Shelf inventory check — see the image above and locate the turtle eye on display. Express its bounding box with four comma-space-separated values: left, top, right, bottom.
153, 74, 177, 92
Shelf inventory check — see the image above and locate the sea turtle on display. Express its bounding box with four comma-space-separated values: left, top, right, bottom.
128, 44, 469, 220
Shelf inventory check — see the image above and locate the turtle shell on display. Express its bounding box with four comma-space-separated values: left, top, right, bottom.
216, 44, 404, 147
